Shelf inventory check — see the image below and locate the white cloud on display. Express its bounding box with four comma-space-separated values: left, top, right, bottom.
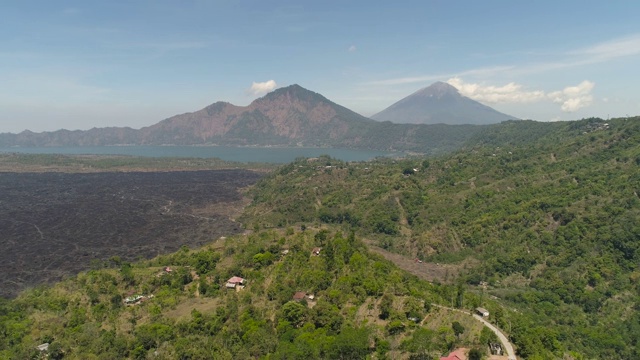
447, 77, 546, 104
248, 80, 277, 96
368, 33, 640, 87
570, 33, 640, 62
447, 78, 595, 113
547, 80, 594, 112
348, 45, 357, 53
367, 66, 514, 86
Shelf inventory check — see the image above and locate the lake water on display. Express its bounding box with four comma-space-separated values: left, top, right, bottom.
0, 146, 396, 164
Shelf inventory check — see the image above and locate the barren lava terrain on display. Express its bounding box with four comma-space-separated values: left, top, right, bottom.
0, 169, 262, 297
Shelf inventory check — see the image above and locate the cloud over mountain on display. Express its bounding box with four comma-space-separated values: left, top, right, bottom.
248, 80, 278, 96
448, 78, 595, 113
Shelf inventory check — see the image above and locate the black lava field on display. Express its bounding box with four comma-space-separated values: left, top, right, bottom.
0, 170, 262, 298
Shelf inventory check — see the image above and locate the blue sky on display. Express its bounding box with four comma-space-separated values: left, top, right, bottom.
2, 1, 640, 133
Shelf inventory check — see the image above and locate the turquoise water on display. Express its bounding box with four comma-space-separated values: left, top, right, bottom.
0, 146, 396, 163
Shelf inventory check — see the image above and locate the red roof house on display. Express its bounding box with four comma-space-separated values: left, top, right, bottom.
226, 276, 245, 289
293, 291, 306, 301
440, 348, 467, 360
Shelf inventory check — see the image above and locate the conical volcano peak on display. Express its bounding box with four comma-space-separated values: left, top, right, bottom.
371, 81, 518, 125
414, 81, 460, 98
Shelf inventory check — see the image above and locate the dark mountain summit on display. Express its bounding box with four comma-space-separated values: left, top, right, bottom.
371, 81, 518, 125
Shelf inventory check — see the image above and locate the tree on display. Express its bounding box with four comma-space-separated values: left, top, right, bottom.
329, 327, 370, 359
455, 283, 465, 308
452, 321, 465, 338
404, 297, 423, 320
387, 320, 406, 335
379, 293, 394, 320
281, 301, 307, 328
479, 326, 498, 345
468, 347, 483, 360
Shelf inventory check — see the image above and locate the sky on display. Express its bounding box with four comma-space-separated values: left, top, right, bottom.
2, 1, 640, 133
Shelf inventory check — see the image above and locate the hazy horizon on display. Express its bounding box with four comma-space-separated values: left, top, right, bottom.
2, 1, 640, 133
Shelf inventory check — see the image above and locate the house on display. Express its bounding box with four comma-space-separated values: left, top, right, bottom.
164, 266, 172, 273
292, 291, 307, 301
36, 343, 49, 352
124, 295, 144, 304
311, 247, 321, 256
226, 276, 245, 289
440, 348, 467, 360
476, 307, 489, 317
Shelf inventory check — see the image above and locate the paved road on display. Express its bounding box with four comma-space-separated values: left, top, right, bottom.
428, 304, 516, 360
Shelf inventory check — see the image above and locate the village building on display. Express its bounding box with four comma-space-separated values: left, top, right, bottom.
292, 291, 307, 301
311, 247, 321, 256
476, 307, 490, 317
36, 343, 49, 352
226, 276, 245, 289
440, 348, 467, 360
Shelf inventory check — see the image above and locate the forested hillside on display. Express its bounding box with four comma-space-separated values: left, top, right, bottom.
243, 116, 640, 358
0, 230, 501, 359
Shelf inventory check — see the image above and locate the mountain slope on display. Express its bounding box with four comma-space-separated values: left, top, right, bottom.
0, 228, 494, 359
243, 116, 640, 359
371, 81, 518, 125
138, 85, 374, 147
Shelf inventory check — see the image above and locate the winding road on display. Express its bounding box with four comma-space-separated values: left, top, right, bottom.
429, 304, 516, 360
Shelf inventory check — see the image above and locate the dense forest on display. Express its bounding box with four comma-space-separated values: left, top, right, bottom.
1, 116, 639, 359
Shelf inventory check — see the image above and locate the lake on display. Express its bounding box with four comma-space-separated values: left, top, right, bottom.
0, 146, 397, 163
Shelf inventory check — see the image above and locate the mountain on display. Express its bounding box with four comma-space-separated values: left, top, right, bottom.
0, 84, 483, 154
371, 81, 518, 125
137, 84, 374, 147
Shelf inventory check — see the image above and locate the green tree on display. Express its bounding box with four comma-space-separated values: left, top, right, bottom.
468, 347, 483, 360
452, 321, 465, 338
329, 327, 370, 359
281, 301, 307, 328
379, 293, 394, 320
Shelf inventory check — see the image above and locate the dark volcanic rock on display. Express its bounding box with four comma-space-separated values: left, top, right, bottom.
0, 170, 262, 298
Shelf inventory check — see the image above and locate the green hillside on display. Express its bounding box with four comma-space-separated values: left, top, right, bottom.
0, 230, 498, 359
243, 116, 640, 358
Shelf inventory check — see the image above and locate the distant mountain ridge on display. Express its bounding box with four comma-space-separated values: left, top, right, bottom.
371, 81, 518, 125
0, 84, 482, 154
